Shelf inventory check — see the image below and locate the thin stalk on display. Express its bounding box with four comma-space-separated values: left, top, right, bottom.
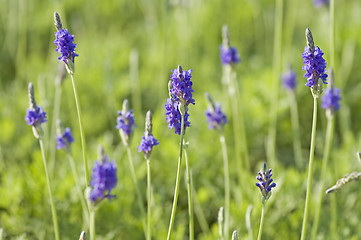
90, 209, 95, 240
66, 151, 89, 229
288, 91, 303, 168
220, 134, 230, 240
300, 97, 318, 240
70, 74, 89, 185
49, 82, 62, 176
184, 148, 194, 240
39, 139, 59, 240
267, 0, 284, 165
126, 146, 147, 237
256, 204, 265, 240
167, 115, 185, 240
311, 115, 334, 240
147, 158, 151, 240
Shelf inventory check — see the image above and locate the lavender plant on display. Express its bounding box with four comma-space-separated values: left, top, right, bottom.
55, 120, 89, 228
116, 99, 147, 236
88, 146, 117, 240
53, 12, 89, 186
220, 25, 249, 173
281, 67, 303, 168
165, 65, 195, 240
138, 111, 159, 240
311, 69, 341, 239
255, 163, 276, 240
25, 82, 59, 240
205, 93, 230, 239
300, 27, 328, 240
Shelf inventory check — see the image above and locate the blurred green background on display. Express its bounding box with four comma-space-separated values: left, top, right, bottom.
1, 0, 361, 239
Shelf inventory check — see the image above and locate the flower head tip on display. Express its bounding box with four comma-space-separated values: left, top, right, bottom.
256, 162, 276, 204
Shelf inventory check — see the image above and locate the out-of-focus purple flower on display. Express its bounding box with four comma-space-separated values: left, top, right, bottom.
56, 127, 74, 150
25, 106, 47, 127
54, 29, 79, 64
89, 154, 117, 203
281, 69, 297, 91
256, 162, 276, 203
220, 46, 241, 65
138, 135, 159, 154
206, 103, 228, 130
313, 0, 329, 8
116, 110, 135, 136
321, 87, 341, 111
165, 65, 195, 135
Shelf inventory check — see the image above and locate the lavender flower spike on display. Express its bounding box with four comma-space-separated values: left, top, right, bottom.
321, 69, 341, 112
53, 12, 78, 74
281, 67, 297, 91
256, 162, 276, 204
55, 120, 75, 150
25, 82, 47, 139
205, 93, 228, 130
302, 28, 327, 95
89, 146, 117, 205
220, 25, 241, 65
138, 111, 159, 159
116, 99, 136, 146
164, 65, 195, 135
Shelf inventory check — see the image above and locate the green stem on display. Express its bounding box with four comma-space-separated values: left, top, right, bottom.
267, 0, 283, 166
167, 114, 185, 240
66, 151, 89, 229
257, 204, 265, 240
39, 139, 59, 240
220, 134, 230, 240
300, 97, 318, 240
90, 209, 95, 240
126, 146, 147, 237
147, 158, 151, 240
184, 148, 194, 240
48, 81, 62, 176
70, 74, 89, 185
288, 91, 303, 168
311, 115, 335, 240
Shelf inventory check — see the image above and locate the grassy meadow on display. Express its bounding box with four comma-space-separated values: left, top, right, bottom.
1, 0, 361, 239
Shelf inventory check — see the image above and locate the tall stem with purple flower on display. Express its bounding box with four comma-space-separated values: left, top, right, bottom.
300, 28, 328, 240
53, 12, 89, 186
25, 82, 60, 240
165, 65, 195, 240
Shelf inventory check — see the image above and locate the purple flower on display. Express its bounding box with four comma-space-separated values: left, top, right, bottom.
25, 106, 47, 127
302, 46, 327, 88
220, 46, 241, 65
281, 69, 297, 91
321, 87, 341, 111
165, 66, 195, 135
205, 103, 228, 130
90, 156, 117, 203
138, 135, 159, 154
313, 0, 329, 7
56, 127, 74, 150
116, 110, 135, 136
54, 29, 79, 64
256, 163, 276, 202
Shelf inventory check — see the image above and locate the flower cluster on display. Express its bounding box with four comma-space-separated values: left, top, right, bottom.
219, 46, 241, 65
205, 103, 228, 130
116, 110, 135, 136
54, 28, 79, 64
256, 163, 276, 203
313, 0, 329, 8
25, 106, 47, 127
56, 127, 74, 150
321, 87, 341, 111
89, 154, 117, 203
138, 135, 159, 155
302, 46, 327, 88
165, 66, 195, 135
281, 69, 297, 91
